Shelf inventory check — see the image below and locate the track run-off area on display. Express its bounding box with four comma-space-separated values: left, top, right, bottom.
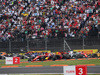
0, 58, 100, 74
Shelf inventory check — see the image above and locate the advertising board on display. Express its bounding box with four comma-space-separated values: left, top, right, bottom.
73, 49, 98, 54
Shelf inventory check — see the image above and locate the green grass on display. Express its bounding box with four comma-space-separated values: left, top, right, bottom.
0, 59, 100, 75
0, 59, 100, 67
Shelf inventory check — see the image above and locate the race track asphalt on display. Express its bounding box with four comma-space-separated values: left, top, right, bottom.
0, 66, 100, 74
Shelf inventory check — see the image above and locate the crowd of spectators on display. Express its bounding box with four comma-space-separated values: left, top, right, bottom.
0, 0, 100, 41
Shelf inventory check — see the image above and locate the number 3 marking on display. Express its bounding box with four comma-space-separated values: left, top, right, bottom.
79, 68, 83, 75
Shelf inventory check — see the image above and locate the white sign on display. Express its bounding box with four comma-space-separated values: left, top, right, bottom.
6, 57, 13, 64
63, 65, 87, 75
63, 66, 76, 75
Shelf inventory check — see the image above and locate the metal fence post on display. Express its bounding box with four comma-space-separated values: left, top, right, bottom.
27, 39, 29, 51
82, 36, 85, 50
64, 38, 65, 51
45, 37, 47, 50
64, 38, 71, 51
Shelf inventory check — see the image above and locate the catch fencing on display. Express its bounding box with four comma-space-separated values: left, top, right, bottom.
0, 37, 100, 53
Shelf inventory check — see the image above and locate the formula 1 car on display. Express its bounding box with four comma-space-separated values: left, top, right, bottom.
0, 52, 7, 59
30, 52, 71, 61
68, 51, 88, 59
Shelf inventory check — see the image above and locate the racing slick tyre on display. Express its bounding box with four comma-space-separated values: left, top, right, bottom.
52, 55, 57, 61
40, 56, 45, 61
28, 57, 33, 62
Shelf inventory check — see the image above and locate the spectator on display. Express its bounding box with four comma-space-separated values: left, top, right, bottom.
0, 0, 100, 41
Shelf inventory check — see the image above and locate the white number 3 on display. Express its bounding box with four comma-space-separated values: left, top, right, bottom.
79, 68, 83, 75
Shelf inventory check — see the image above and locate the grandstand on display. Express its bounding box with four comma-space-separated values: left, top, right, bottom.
0, 0, 100, 53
